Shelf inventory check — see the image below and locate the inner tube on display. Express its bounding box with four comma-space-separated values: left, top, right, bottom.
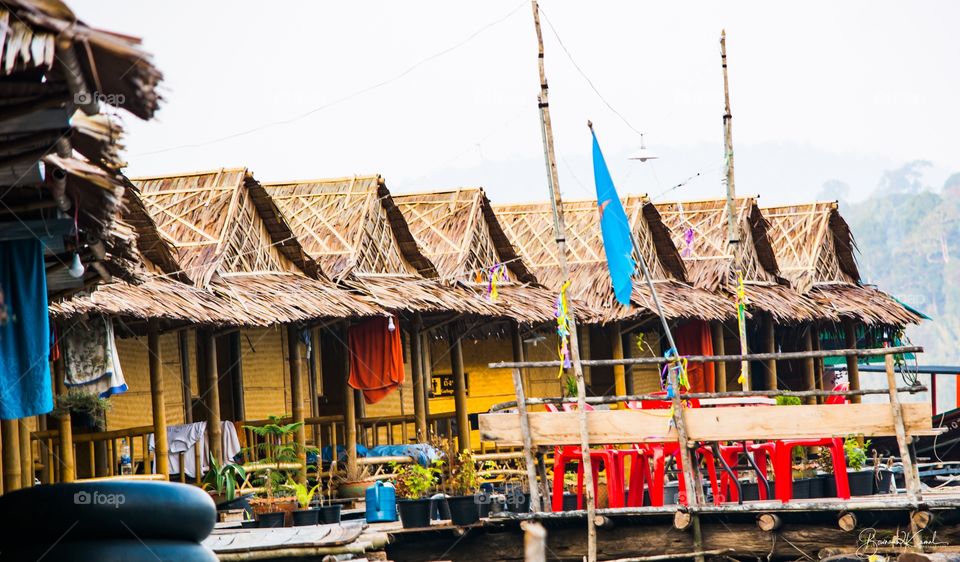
0, 481, 216, 546
0, 540, 218, 562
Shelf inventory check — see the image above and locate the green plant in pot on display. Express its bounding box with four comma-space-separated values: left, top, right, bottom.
445, 450, 481, 525
202, 453, 248, 509
286, 480, 322, 526
242, 415, 305, 524
844, 436, 875, 496
393, 460, 441, 529
54, 390, 111, 432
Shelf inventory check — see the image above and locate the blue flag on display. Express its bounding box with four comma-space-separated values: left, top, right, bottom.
592, 128, 635, 306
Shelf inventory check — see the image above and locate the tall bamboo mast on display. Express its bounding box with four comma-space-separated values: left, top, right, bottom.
530, 2, 596, 558
721, 30, 750, 391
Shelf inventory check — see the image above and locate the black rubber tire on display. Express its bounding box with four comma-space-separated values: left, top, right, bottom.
0, 540, 218, 562
0, 481, 215, 546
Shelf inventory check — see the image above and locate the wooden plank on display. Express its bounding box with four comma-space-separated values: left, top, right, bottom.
479, 403, 934, 446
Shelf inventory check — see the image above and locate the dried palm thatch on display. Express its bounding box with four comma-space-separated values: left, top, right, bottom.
494, 197, 733, 325
264, 176, 524, 318
654, 198, 826, 324
762, 202, 922, 325
127, 168, 381, 322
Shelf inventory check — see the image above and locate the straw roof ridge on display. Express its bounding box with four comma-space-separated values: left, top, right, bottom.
393, 187, 537, 284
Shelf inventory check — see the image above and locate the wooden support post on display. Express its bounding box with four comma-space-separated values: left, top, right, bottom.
202, 329, 222, 466
673, 510, 693, 531
711, 322, 726, 392
812, 322, 825, 404
178, 330, 193, 424
886, 353, 920, 500
287, 324, 307, 484
18, 419, 31, 487
522, 521, 547, 562
343, 324, 358, 477
411, 313, 427, 442
763, 314, 777, 390
421, 332, 432, 419
148, 320, 170, 478
53, 355, 74, 483
610, 322, 626, 401
512, 369, 541, 512
837, 511, 858, 532
2, 420, 21, 493
448, 324, 471, 452
803, 327, 817, 405
757, 513, 782, 532
622, 330, 635, 395
536, 448, 551, 512
844, 319, 862, 404
911, 510, 934, 531
510, 321, 528, 394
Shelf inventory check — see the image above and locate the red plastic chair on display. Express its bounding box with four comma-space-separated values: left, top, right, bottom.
716, 441, 777, 502
546, 403, 625, 510
771, 384, 851, 501
625, 393, 721, 506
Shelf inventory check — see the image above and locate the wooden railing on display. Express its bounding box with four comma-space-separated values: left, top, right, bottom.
31, 424, 157, 483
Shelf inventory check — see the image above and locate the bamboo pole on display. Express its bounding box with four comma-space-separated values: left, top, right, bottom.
421, 332, 433, 419
812, 323, 825, 404
720, 29, 738, 246
148, 320, 170, 478
19, 419, 31, 488
711, 322, 726, 392
802, 327, 817, 405
178, 330, 193, 424
622, 330, 635, 395
411, 313, 427, 442
287, 325, 307, 484
343, 324, 358, 477
202, 329, 223, 465
763, 314, 777, 390
610, 322, 627, 403
2, 420, 21, 492
531, 1, 597, 556
844, 319, 862, 403
522, 521, 547, 562
448, 324, 471, 452
512, 368, 542, 512
510, 321, 528, 394
53, 354, 74, 483
886, 354, 921, 500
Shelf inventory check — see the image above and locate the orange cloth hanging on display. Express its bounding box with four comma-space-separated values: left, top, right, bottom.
348, 316, 405, 404
673, 320, 715, 393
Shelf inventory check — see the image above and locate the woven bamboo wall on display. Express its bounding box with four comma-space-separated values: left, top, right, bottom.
425, 336, 517, 417
361, 332, 415, 419
108, 333, 187, 431
240, 327, 287, 421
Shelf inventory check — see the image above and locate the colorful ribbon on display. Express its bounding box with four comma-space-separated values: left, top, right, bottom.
555, 280, 572, 378
735, 271, 748, 384
682, 227, 695, 257
486, 263, 505, 302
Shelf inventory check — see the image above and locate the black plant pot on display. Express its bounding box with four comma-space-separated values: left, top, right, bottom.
216, 493, 253, 514
240, 519, 258, 529
792, 478, 812, 499
398, 499, 433, 529
875, 470, 894, 494
319, 505, 342, 524
430, 495, 451, 520
808, 476, 826, 498
257, 511, 285, 528
292, 509, 319, 526
739, 481, 760, 502
504, 492, 530, 513
447, 495, 481, 526
562, 492, 578, 511
848, 469, 874, 496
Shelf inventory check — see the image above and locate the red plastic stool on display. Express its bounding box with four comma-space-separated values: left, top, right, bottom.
773, 438, 850, 501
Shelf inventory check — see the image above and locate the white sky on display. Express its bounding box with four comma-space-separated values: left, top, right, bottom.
75, 1, 959, 206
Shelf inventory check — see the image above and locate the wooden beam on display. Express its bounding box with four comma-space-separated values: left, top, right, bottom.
0, 218, 73, 241
18, 419, 31, 488
420, 332, 432, 419
610, 322, 626, 401
448, 324, 470, 452
512, 368, 542, 512
711, 322, 726, 393
178, 330, 193, 424
887, 354, 921, 500
763, 314, 777, 390
411, 314, 427, 442
202, 329, 223, 465
479, 403, 934, 445
803, 327, 817, 405
287, 325, 307, 484
53, 354, 74, 483
2, 420, 21, 493
844, 319, 862, 404
148, 320, 169, 478
343, 324, 358, 477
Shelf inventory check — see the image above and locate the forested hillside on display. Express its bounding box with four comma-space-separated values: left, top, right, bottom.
824, 162, 960, 363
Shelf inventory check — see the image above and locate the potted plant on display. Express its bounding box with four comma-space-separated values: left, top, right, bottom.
54, 390, 112, 431
243, 415, 305, 525
334, 463, 377, 499
286, 480, 321, 526
202, 453, 249, 512
844, 436, 874, 496
445, 450, 481, 525
393, 461, 441, 529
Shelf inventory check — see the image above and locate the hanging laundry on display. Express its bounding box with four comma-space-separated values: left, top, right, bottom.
0, 240, 54, 419
673, 320, 716, 393
348, 316, 404, 404
62, 314, 128, 398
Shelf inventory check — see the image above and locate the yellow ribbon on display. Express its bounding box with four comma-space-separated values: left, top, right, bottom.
735, 271, 748, 384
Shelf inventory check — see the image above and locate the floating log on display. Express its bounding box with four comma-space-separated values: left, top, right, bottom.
837, 511, 858, 531
757, 513, 782, 532
911, 510, 935, 530
673, 511, 693, 531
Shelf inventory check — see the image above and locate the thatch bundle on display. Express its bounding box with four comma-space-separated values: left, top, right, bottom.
494, 197, 733, 325
655, 198, 826, 323
762, 202, 922, 326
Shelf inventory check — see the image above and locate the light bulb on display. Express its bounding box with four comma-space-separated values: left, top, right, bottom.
387, 316, 395, 332
68, 253, 85, 278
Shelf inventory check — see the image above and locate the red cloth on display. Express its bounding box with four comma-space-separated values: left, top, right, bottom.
348, 317, 404, 404
674, 320, 715, 393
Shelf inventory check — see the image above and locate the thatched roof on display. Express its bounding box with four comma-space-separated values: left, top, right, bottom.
264, 176, 532, 319
655, 198, 826, 323
494, 197, 732, 325
0, 1, 163, 296
762, 202, 922, 326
